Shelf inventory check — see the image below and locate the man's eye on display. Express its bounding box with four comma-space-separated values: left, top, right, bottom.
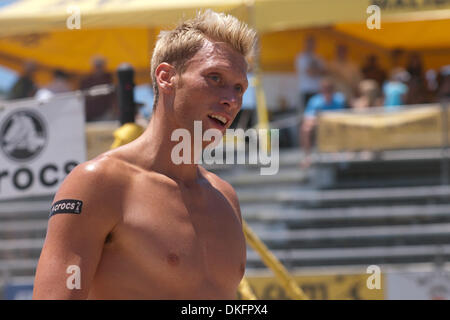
209, 74, 221, 82
235, 84, 243, 93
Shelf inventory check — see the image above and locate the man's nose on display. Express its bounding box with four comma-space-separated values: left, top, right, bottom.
219, 87, 239, 110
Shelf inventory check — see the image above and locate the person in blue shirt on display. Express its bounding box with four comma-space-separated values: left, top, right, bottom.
300, 77, 347, 168
383, 68, 410, 108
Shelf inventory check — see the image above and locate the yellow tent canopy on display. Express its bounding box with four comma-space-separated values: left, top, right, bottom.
0, 0, 248, 84
0, 0, 370, 36
259, 2, 450, 73
0, 0, 367, 85
0, 0, 449, 86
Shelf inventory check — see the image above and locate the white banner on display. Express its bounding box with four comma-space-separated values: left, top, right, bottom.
0, 93, 86, 200
386, 270, 450, 300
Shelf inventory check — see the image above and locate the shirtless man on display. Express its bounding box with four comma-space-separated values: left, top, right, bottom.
32, 10, 257, 299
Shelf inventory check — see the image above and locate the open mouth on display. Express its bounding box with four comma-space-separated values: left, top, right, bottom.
208, 114, 228, 127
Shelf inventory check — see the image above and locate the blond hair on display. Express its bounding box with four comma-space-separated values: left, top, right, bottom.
150, 10, 257, 107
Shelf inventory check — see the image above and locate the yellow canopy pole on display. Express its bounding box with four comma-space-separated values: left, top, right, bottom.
247, 0, 270, 152
242, 220, 309, 300
253, 68, 271, 152
237, 277, 258, 300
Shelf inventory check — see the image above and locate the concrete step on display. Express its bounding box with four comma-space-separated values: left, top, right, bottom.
315, 148, 448, 164
0, 199, 52, 221
0, 220, 48, 239
221, 168, 308, 187
246, 244, 450, 268
0, 258, 38, 278
0, 239, 44, 260
210, 148, 449, 171
245, 261, 450, 277
242, 203, 450, 228
236, 185, 450, 208
248, 223, 450, 249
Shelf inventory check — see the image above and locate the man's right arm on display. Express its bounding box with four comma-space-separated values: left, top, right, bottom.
33, 159, 121, 299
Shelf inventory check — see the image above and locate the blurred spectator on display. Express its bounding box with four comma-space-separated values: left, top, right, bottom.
351, 79, 383, 110
404, 52, 431, 104
438, 66, 450, 100
295, 35, 326, 112
422, 69, 441, 103
406, 52, 424, 81
46, 69, 72, 93
303, 78, 347, 118
426, 69, 439, 92
7, 60, 37, 100
328, 44, 362, 102
405, 77, 431, 105
300, 78, 346, 167
361, 55, 387, 87
80, 55, 116, 122
383, 68, 410, 107
35, 69, 73, 102
391, 48, 405, 69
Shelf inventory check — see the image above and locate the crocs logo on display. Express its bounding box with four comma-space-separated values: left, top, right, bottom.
0, 109, 47, 162
50, 199, 83, 217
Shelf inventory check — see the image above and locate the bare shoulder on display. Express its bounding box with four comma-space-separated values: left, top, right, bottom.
53, 154, 130, 222
58, 154, 125, 193
199, 166, 242, 223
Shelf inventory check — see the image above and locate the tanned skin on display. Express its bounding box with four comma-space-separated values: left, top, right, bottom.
33, 38, 249, 299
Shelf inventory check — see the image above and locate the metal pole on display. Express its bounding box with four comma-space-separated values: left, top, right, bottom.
116, 63, 136, 125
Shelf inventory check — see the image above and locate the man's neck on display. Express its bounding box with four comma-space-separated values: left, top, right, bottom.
134, 108, 201, 185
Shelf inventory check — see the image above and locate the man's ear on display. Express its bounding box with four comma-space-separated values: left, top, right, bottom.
155, 63, 176, 93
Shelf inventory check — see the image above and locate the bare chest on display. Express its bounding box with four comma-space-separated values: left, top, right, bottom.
99, 181, 246, 297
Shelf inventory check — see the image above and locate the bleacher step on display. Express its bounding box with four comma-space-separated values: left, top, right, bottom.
237, 185, 450, 207
246, 244, 450, 268
242, 203, 450, 228
250, 223, 450, 249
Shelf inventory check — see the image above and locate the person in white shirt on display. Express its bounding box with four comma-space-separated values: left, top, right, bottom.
295, 35, 326, 112
46, 69, 72, 94
35, 69, 73, 102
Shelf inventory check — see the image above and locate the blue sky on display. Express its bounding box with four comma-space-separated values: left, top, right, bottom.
0, 66, 17, 92
0, 0, 17, 9
0, 1, 18, 91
